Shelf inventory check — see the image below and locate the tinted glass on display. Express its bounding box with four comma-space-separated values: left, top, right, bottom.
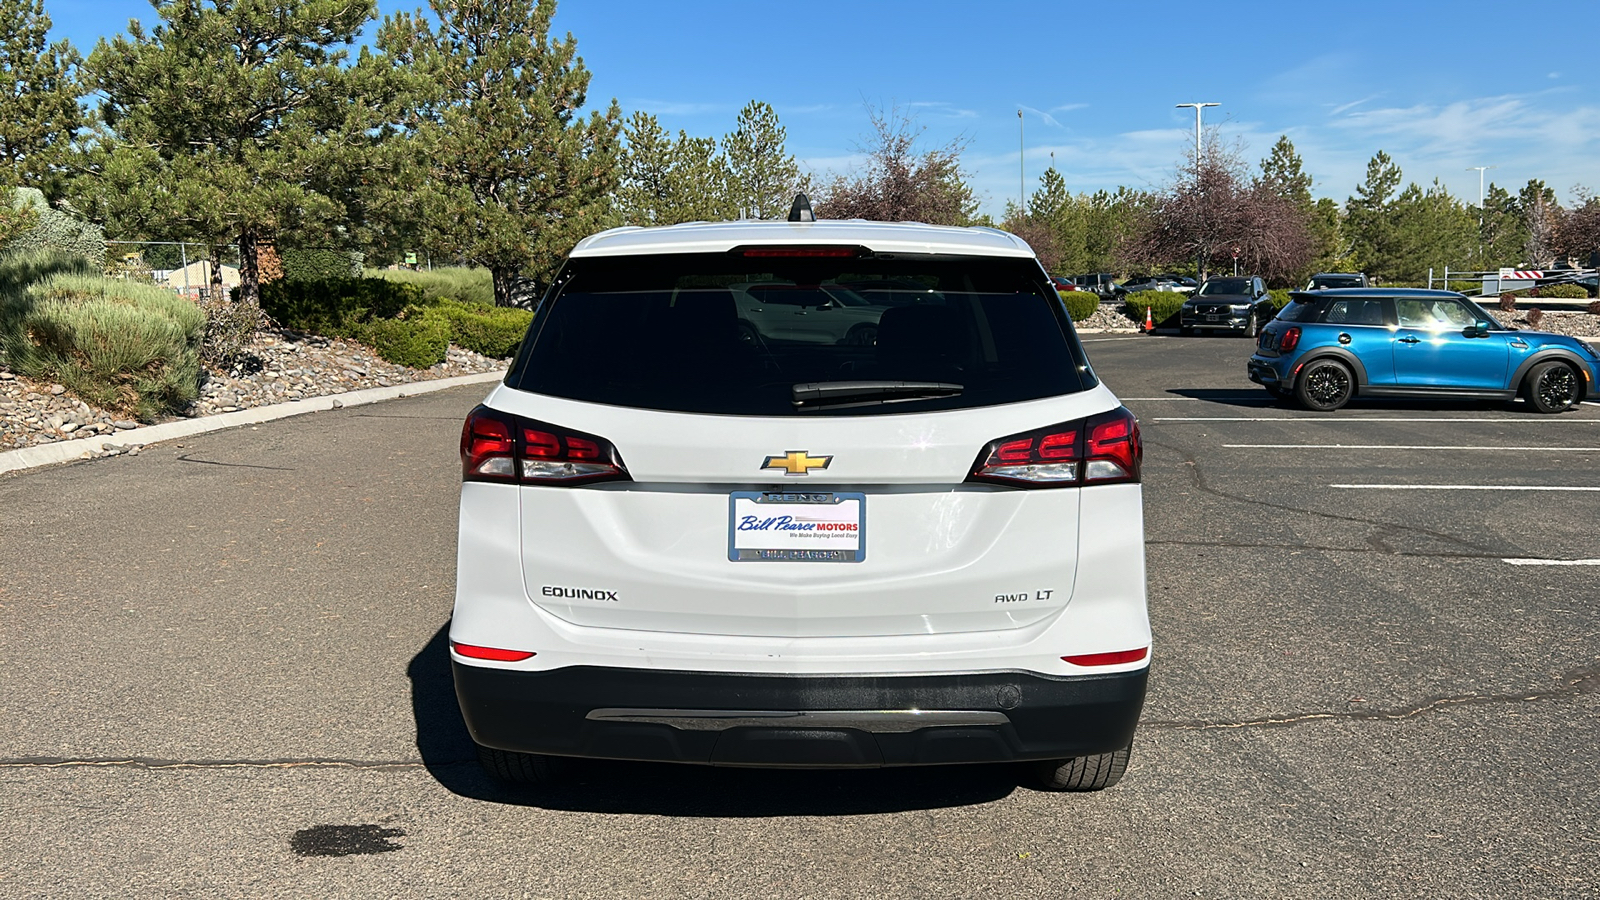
1276, 298, 1322, 322
1198, 278, 1251, 295
1312, 275, 1364, 289
510, 252, 1094, 416
1322, 299, 1386, 326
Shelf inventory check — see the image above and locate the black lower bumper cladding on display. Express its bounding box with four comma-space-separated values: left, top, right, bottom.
454, 663, 1148, 767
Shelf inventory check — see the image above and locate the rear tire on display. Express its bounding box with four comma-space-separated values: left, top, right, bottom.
1246, 311, 1261, 338
1033, 743, 1131, 791
1296, 358, 1354, 411
1524, 361, 1580, 413
476, 743, 555, 784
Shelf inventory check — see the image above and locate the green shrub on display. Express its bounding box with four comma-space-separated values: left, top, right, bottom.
1059, 290, 1099, 322
1266, 288, 1293, 310
1533, 284, 1589, 300
280, 248, 363, 281
370, 267, 494, 307
7, 188, 106, 267
429, 298, 531, 358
258, 278, 424, 336
2, 272, 203, 420
1122, 291, 1188, 328
356, 308, 450, 368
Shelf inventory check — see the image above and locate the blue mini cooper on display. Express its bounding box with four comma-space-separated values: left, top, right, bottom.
1248, 289, 1600, 412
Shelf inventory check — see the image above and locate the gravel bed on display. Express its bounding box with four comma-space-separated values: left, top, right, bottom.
0, 327, 507, 454
1489, 309, 1600, 340
1076, 301, 1140, 332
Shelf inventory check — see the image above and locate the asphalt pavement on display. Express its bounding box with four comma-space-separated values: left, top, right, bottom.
2, 334, 1597, 898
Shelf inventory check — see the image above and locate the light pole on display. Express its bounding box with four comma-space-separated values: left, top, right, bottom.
1017, 109, 1025, 216
1176, 102, 1219, 279
1467, 165, 1496, 266
1175, 102, 1219, 167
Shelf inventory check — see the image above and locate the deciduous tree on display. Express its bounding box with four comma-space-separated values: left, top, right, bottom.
379, 0, 621, 305
814, 105, 976, 226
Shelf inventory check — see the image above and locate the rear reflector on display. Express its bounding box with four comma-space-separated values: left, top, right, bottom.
1062, 647, 1149, 667
451, 642, 536, 662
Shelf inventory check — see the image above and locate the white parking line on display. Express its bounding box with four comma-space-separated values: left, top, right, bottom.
1123, 395, 1263, 401
1081, 336, 1161, 343
1225, 444, 1600, 451
1154, 416, 1600, 423
1330, 484, 1600, 492
1502, 558, 1600, 566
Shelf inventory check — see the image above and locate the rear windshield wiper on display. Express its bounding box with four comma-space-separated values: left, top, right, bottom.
792, 380, 964, 409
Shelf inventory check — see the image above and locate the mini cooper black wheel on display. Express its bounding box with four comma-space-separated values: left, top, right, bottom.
1524, 361, 1579, 413
1296, 358, 1353, 411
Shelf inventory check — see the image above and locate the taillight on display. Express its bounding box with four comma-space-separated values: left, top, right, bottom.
967, 407, 1141, 487
1279, 326, 1301, 352
459, 405, 630, 486
736, 246, 863, 258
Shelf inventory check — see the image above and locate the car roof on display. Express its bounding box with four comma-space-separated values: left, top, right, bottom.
1290, 287, 1466, 300
569, 220, 1037, 259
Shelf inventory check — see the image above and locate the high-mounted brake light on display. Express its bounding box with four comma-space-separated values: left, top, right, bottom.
967, 407, 1141, 488
451, 641, 537, 662
1062, 647, 1149, 667
1279, 326, 1302, 352
460, 406, 630, 486
736, 246, 863, 258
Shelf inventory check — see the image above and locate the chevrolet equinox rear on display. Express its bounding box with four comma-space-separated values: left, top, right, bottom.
451, 205, 1150, 791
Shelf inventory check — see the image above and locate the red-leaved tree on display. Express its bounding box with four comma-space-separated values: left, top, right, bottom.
1120, 141, 1313, 285
814, 105, 977, 226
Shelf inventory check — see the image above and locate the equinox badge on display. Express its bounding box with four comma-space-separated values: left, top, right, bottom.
762, 450, 832, 476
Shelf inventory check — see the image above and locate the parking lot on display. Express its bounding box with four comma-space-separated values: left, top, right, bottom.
2, 333, 1598, 898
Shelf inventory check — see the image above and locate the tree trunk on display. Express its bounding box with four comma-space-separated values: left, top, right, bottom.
208, 246, 224, 302
237, 229, 260, 306
492, 267, 513, 307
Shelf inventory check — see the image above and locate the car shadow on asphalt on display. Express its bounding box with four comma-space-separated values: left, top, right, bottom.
1163, 388, 1545, 415
408, 623, 1022, 816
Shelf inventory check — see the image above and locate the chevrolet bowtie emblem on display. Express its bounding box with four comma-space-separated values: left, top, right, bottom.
762, 450, 832, 476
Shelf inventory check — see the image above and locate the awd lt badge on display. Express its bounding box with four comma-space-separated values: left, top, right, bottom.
762, 450, 832, 476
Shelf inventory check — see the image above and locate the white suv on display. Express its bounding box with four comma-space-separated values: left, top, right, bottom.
451, 203, 1150, 791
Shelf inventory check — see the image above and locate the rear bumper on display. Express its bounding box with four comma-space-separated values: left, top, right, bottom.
454, 663, 1148, 767
1247, 357, 1288, 388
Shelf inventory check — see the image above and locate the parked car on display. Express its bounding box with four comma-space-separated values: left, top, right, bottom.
452, 203, 1151, 791
1115, 274, 1196, 299
1180, 276, 1275, 337
1072, 273, 1120, 298
1304, 272, 1368, 290
728, 281, 886, 346
1050, 275, 1080, 292
1248, 288, 1599, 412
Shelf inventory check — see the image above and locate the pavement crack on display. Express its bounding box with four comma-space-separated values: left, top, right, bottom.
1143, 435, 1503, 558
1147, 539, 1515, 561
175, 454, 297, 472
1146, 665, 1600, 731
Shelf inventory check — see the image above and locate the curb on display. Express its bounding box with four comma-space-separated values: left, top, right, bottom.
0, 370, 505, 476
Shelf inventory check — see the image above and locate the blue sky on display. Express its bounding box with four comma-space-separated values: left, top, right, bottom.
50, 0, 1600, 218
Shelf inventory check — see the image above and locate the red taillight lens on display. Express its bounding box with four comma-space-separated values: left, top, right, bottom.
737, 246, 862, 258
967, 408, 1140, 488
1062, 647, 1149, 667
451, 641, 537, 662
1279, 326, 1301, 352
460, 406, 630, 486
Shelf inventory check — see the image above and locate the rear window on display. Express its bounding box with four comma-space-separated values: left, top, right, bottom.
506, 252, 1095, 416
1276, 297, 1323, 322
1311, 275, 1364, 289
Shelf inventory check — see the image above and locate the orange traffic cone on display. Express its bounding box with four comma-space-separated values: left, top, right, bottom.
1142, 306, 1154, 332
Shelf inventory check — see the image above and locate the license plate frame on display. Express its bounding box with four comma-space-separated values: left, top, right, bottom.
728, 491, 866, 562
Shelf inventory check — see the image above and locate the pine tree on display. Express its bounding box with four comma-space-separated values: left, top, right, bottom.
724, 101, 807, 220
79, 0, 379, 305
1345, 150, 1403, 277
1258, 135, 1312, 209
0, 0, 84, 200
379, 0, 621, 305
617, 112, 734, 226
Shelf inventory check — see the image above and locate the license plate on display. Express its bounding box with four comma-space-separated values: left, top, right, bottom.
1206, 315, 1223, 322
728, 491, 865, 562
